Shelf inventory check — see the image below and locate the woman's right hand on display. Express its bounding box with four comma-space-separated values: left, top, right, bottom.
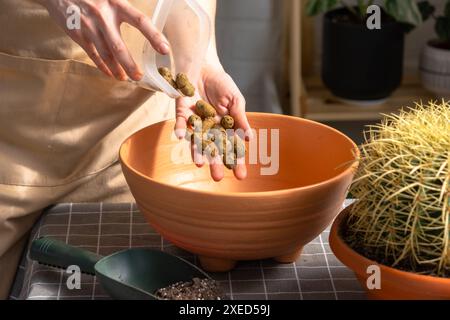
37, 0, 170, 80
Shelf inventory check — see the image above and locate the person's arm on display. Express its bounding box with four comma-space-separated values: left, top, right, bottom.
36, 0, 170, 80
196, 0, 223, 70
174, 0, 251, 181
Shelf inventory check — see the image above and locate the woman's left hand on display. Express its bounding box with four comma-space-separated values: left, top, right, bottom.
174, 65, 252, 182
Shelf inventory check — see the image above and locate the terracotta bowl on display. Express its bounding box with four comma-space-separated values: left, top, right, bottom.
120, 112, 359, 272
330, 205, 450, 299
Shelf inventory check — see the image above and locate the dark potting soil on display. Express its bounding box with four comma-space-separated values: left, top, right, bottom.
155, 278, 224, 300
341, 226, 450, 278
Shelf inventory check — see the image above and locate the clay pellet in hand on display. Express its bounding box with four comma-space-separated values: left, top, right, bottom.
202, 140, 217, 158
221, 115, 234, 129
188, 114, 202, 129
202, 117, 216, 133
223, 151, 236, 170
210, 125, 227, 155
196, 100, 217, 119
234, 135, 246, 158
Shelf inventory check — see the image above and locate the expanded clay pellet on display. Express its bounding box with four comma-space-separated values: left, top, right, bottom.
157, 68, 246, 173
223, 150, 236, 170
158, 67, 177, 89
221, 115, 234, 129
158, 68, 195, 97
176, 73, 195, 97
195, 100, 217, 119
185, 102, 246, 170
188, 112, 246, 169
202, 117, 216, 133
202, 140, 217, 158
188, 114, 202, 129
232, 135, 246, 159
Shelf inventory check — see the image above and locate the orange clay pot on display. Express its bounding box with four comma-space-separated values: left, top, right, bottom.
120, 112, 359, 272
330, 205, 450, 300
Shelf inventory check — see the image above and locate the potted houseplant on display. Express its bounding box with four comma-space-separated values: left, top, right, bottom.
306, 0, 425, 104
420, 0, 450, 98
330, 101, 450, 299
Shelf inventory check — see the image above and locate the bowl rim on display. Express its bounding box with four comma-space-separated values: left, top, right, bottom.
119, 112, 360, 197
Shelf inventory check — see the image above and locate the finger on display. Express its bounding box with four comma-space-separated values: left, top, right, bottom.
175, 101, 188, 140
211, 96, 230, 116
82, 25, 126, 80
233, 162, 247, 180
67, 28, 114, 78
118, 1, 170, 55
98, 21, 141, 80
191, 138, 204, 167
78, 40, 113, 78
175, 116, 187, 140
229, 95, 253, 140
208, 154, 224, 182
175, 97, 197, 139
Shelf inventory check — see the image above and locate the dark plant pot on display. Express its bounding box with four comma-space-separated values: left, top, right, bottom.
420, 40, 450, 98
322, 8, 405, 101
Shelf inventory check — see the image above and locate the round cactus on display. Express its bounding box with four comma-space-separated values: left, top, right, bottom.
345, 101, 450, 277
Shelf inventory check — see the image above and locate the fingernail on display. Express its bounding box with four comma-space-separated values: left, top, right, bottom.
104, 70, 113, 78
245, 129, 254, 141
120, 73, 128, 81
175, 128, 186, 140
159, 42, 170, 54
115, 72, 127, 81
134, 72, 143, 81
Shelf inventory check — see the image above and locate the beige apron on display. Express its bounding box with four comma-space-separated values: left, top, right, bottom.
0, 0, 174, 298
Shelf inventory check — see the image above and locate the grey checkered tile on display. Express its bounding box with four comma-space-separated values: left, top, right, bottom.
9, 200, 366, 300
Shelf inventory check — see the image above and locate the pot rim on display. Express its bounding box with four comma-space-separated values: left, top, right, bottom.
119, 112, 359, 198
330, 204, 450, 285
425, 39, 450, 53
324, 6, 400, 28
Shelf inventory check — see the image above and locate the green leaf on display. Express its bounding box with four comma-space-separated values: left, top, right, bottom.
445, 0, 450, 18
384, 0, 423, 26
435, 17, 450, 42
417, 1, 435, 21
306, 0, 338, 16
357, 0, 366, 17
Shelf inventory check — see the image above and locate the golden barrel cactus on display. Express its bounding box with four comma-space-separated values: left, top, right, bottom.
346, 101, 450, 277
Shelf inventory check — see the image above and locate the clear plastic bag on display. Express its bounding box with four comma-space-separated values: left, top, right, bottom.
126, 0, 211, 98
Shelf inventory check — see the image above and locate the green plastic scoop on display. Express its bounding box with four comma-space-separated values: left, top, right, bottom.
30, 236, 211, 300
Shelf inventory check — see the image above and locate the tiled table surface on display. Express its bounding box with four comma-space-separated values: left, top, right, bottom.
10, 201, 366, 300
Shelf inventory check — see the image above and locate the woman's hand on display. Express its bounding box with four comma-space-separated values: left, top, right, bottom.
38, 0, 170, 80
174, 65, 252, 182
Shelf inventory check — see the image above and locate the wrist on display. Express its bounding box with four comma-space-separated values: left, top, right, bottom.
203, 45, 223, 70
203, 55, 224, 72
201, 63, 225, 82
